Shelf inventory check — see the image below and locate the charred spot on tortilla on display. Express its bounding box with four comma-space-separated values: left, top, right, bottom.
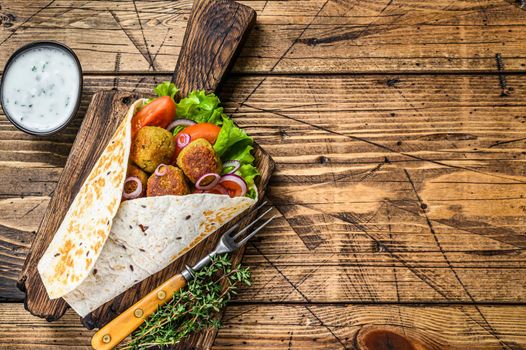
139, 248, 145, 252
120, 244, 127, 250
93, 268, 98, 275
185, 215, 191, 220
139, 224, 148, 232
141, 205, 146, 208
54, 253, 60, 257
176, 237, 182, 240
129, 265, 134, 271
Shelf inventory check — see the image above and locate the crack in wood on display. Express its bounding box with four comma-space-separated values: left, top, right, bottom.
0, 0, 56, 47
387, 200, 526, 249
496, 53, 512, 96
109, 10, 155, 71
132, 0, 156, 71
112, 52, 121, 89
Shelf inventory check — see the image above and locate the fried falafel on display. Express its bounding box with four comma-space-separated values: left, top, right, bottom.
130, 126, 175, 173
146, 164, 190, 197
176, 138, 222, 183
123, 163, 148, 199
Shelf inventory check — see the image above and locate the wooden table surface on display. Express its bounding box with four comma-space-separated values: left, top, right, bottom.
0, 0, 525, 349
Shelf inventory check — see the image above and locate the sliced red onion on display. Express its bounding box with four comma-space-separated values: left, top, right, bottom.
154, 163, 168, 176
223, 160, 240, 174
167, 119, 196, 131
177, 133, 191, 149
195, 173, 221, 190
219, 174, 247, 197
123, 176, 142, 199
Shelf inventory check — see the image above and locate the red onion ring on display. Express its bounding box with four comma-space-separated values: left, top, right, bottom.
219, 174, 247, 197
223, 160, 241, 174
195, 173, 221, 190
122, 176, 142, 199
154, 163, 168, 176
177, 133, 191, 149
167, 119, 196, 131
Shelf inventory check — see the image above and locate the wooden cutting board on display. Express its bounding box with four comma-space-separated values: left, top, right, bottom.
17, 0, 271, 348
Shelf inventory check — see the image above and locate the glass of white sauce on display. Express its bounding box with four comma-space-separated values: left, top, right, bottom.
1, 41, 83, 136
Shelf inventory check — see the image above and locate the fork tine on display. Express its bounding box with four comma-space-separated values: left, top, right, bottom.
233, 207, 273, 240
237, 215, 277, 247
223, 201, 268, 237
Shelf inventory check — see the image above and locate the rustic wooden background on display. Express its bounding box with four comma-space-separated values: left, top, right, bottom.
0, 0, 525, 349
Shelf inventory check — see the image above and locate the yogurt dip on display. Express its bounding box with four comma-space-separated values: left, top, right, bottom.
1, 42, 82, 135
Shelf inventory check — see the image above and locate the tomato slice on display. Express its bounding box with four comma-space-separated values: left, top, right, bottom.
178, 123, 221, 145
131, 96, 176, 138
220, 180, 244, 198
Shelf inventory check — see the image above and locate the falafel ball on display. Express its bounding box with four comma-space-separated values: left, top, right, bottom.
176, 138, 222, 183
123, 163, 148, 199
130, 126, 175, 173
146, 165, 190, 197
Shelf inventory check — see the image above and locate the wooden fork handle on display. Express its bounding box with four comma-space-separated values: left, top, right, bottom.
91, 274, 187, 350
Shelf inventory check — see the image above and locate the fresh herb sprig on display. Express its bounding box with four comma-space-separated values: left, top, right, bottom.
120, 255, 251, 349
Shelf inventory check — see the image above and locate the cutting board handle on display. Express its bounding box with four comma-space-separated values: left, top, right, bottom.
171, 0, 256, 97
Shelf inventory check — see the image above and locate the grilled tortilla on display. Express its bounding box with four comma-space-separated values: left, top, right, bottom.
37, 99, 255, 315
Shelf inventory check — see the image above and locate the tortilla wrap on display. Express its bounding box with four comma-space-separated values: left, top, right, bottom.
37, 99, 255, 315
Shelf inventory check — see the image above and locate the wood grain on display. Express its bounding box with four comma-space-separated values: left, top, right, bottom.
2, 73, 525, 308
171, 0, 255, 95
1, 302, 526, 349
0, 0, 525, 73
1, 0, 526, 348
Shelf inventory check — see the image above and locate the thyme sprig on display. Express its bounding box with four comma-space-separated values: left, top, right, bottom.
120, 255, 251, 349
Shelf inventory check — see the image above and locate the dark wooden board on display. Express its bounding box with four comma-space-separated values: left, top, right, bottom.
16, 0, 263, 347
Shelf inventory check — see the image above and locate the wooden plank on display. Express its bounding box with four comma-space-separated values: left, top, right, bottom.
0, 0, 525, 73
1, 74, 525, 305
216, 304, 526, 349
1, 303, 526, 349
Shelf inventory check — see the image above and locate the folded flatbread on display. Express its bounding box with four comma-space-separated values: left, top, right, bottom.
37, 99, 255, 316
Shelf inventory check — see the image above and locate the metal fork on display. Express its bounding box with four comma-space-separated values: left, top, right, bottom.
182, 201, 274, 281
92, 202, 276, 350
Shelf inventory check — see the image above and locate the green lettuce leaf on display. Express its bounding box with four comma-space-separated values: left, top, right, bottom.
214, 117, 252, 157
236, 164, 259, 187
222, 144, 255, 166
246, 187, 257, 200
176, 90, 223, 125
154, 82, 179, 99
145, 81, 179, 104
